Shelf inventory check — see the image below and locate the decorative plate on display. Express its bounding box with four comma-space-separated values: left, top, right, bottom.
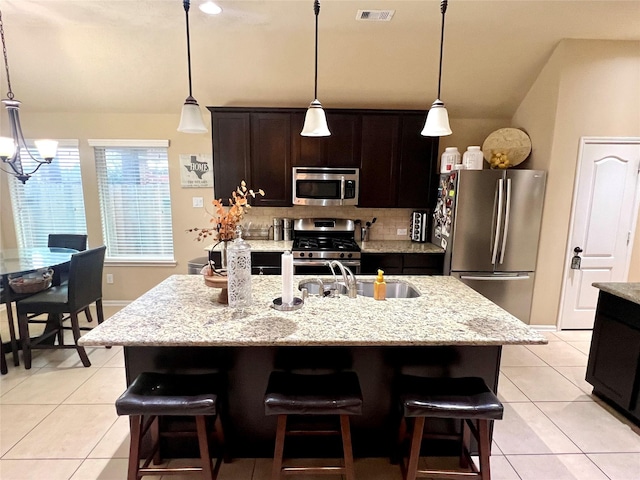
482, 128, 532, 169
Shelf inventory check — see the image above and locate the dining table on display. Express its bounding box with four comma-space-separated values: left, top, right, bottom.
1, 247, 78, 368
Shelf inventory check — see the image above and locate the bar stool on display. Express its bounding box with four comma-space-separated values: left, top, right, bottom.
115, 372, 226, 480
396, 376, 503, 480
264, 371, 363, 480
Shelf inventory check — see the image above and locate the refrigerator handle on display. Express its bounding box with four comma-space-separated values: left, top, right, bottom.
499, 178, 512, 264
460, 274, 530, 281
491, 178, 504, 265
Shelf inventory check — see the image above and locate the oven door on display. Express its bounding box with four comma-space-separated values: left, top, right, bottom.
292, 167, 359, 206
293, 259, 361, 276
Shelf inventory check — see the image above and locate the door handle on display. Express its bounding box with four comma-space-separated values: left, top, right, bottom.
571, 247, 583, 270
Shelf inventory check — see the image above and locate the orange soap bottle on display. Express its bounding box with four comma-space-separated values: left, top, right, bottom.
373, 269, 386, 300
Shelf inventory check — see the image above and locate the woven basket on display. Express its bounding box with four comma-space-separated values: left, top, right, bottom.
8, 269, 54, 294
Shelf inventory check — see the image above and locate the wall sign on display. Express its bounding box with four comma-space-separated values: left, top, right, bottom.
180, 153, 213, 188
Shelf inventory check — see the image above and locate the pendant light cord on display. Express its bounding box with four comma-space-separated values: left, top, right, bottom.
183, 0, 193, 98
0, 11, 15, 99
313, 0, 320, 100
436, 0, 448, 99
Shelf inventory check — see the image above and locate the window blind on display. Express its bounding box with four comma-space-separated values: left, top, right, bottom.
92, 141, 174, 261
8, 140, 87, 249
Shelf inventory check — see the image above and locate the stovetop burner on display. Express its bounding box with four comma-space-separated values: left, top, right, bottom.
293, 236, 360, 252
291, 218, 361, 261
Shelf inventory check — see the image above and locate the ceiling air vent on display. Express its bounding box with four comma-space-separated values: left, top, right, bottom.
356, 10, 395, 22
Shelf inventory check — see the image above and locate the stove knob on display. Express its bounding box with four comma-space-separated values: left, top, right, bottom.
299, 252, 305, 257
347, 253, 353, 258
340, 253, 345, 258
308, 253, 313, 258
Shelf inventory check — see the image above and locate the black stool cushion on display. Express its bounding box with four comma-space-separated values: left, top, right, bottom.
116, 372, 221, 417
399, 376, 503, 420
264, 371, 363, 416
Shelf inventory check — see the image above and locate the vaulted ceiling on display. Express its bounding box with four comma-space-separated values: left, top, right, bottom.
2, 1, 639, 118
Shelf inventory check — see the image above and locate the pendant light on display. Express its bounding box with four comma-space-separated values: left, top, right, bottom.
301, 0, 330, 137
177, 0, 207, 134
421, 0, 452, 137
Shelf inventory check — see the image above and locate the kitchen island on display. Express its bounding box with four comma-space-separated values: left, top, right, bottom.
587, 282, 640, 424
80, 274, 545, 456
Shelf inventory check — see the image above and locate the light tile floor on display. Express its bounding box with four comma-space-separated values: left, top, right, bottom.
1, 309, 639, 479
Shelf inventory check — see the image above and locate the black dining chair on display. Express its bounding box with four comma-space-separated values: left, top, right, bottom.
48, 234, 88, 284
16, 245, 107, 369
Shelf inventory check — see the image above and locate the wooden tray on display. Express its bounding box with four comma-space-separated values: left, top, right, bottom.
203, 275, 228, 304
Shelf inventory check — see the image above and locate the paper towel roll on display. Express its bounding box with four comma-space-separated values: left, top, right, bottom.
281, 251, 293, 305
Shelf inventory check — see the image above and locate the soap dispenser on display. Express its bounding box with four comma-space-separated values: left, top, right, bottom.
373, 269, 386, 301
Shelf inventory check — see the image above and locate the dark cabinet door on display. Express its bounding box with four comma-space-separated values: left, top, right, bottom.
250, 112, 292, 206
361, 253, 403, 275
291, 112, 361, 167
211, 112, 251, 202
359, 115, 400, 207
397, 114, 439, 209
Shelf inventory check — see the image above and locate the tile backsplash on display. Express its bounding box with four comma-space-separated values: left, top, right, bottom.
241, 206, 421, 241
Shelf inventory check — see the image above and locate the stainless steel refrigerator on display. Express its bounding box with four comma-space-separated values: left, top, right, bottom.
431, 169, 547, 324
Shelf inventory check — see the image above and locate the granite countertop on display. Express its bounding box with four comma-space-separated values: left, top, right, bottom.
358, 240, 444, 254
80, 274, 546, 348
593, 282, 640, 306
207, 240, 443, 254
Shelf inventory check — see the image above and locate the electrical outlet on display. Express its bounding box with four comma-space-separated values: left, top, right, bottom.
397, 228, 408, 236
106, 274, 114, 284
192, 197, 204, 208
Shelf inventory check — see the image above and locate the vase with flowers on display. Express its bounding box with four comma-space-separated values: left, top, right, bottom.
188, 180, 264, 271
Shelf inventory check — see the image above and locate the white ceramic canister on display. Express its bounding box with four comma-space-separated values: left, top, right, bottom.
462, 146, 484, 170
440, 147, 461, 173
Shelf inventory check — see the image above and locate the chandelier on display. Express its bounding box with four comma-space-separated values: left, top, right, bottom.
0, 10, 58, 184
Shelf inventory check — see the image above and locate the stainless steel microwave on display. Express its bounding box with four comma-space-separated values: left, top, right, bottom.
292, 167, 359, 206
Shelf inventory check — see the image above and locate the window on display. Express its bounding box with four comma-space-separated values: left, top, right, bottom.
90, 139, 174, 262
9, 140, 87, 248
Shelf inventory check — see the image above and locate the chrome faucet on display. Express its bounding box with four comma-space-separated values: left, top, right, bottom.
327, 260, 358, 298
306, 277, 325, 296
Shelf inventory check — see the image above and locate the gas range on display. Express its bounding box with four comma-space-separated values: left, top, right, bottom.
291, 219, 361, 269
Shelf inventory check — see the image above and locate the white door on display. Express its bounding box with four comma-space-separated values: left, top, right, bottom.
559, 138, 640, 330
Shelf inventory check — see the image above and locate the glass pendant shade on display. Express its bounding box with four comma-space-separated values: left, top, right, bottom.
0, 137, 16, 158
421, 99, 452, 137
301, 99, 330, 137
34, 139, 58, 160
177, 97, 208, 134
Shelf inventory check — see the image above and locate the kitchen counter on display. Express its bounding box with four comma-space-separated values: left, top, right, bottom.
592, 282, 640, 307
80, 274, 544, 347
206, 239, 443, 254
359, 240, 444, 254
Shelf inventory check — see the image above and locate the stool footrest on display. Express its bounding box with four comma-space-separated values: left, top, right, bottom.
414, 469, 480, 479
282, 466, 346, 475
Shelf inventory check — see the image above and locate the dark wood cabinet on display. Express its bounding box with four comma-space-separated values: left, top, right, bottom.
210, 106, 439, 209
396, 114, 440, 208
291, 112, 361, 167
211, 112, 251, 201
358, 115, 400, 208
251, 252, 282, 275
361, 252, 444, 275
586, 291, 640, 423
250, 112, 291, 207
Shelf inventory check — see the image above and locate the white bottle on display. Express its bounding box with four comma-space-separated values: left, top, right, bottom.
227, 227, 252, 307
440, 147, 461, 173
462, 146, 484, 170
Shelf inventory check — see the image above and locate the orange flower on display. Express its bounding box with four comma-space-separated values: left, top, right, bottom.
187, 181, 265, 242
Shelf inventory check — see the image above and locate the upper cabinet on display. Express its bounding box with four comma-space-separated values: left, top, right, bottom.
209, 107, 438, 209
291, 112, 361, 167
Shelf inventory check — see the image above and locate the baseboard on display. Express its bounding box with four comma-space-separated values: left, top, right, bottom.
102, 300, 131, 307
530, 324, 558, 332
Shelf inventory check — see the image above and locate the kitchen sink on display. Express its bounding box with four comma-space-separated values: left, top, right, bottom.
356, 280, 421, 298
298, 279, 420, 298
